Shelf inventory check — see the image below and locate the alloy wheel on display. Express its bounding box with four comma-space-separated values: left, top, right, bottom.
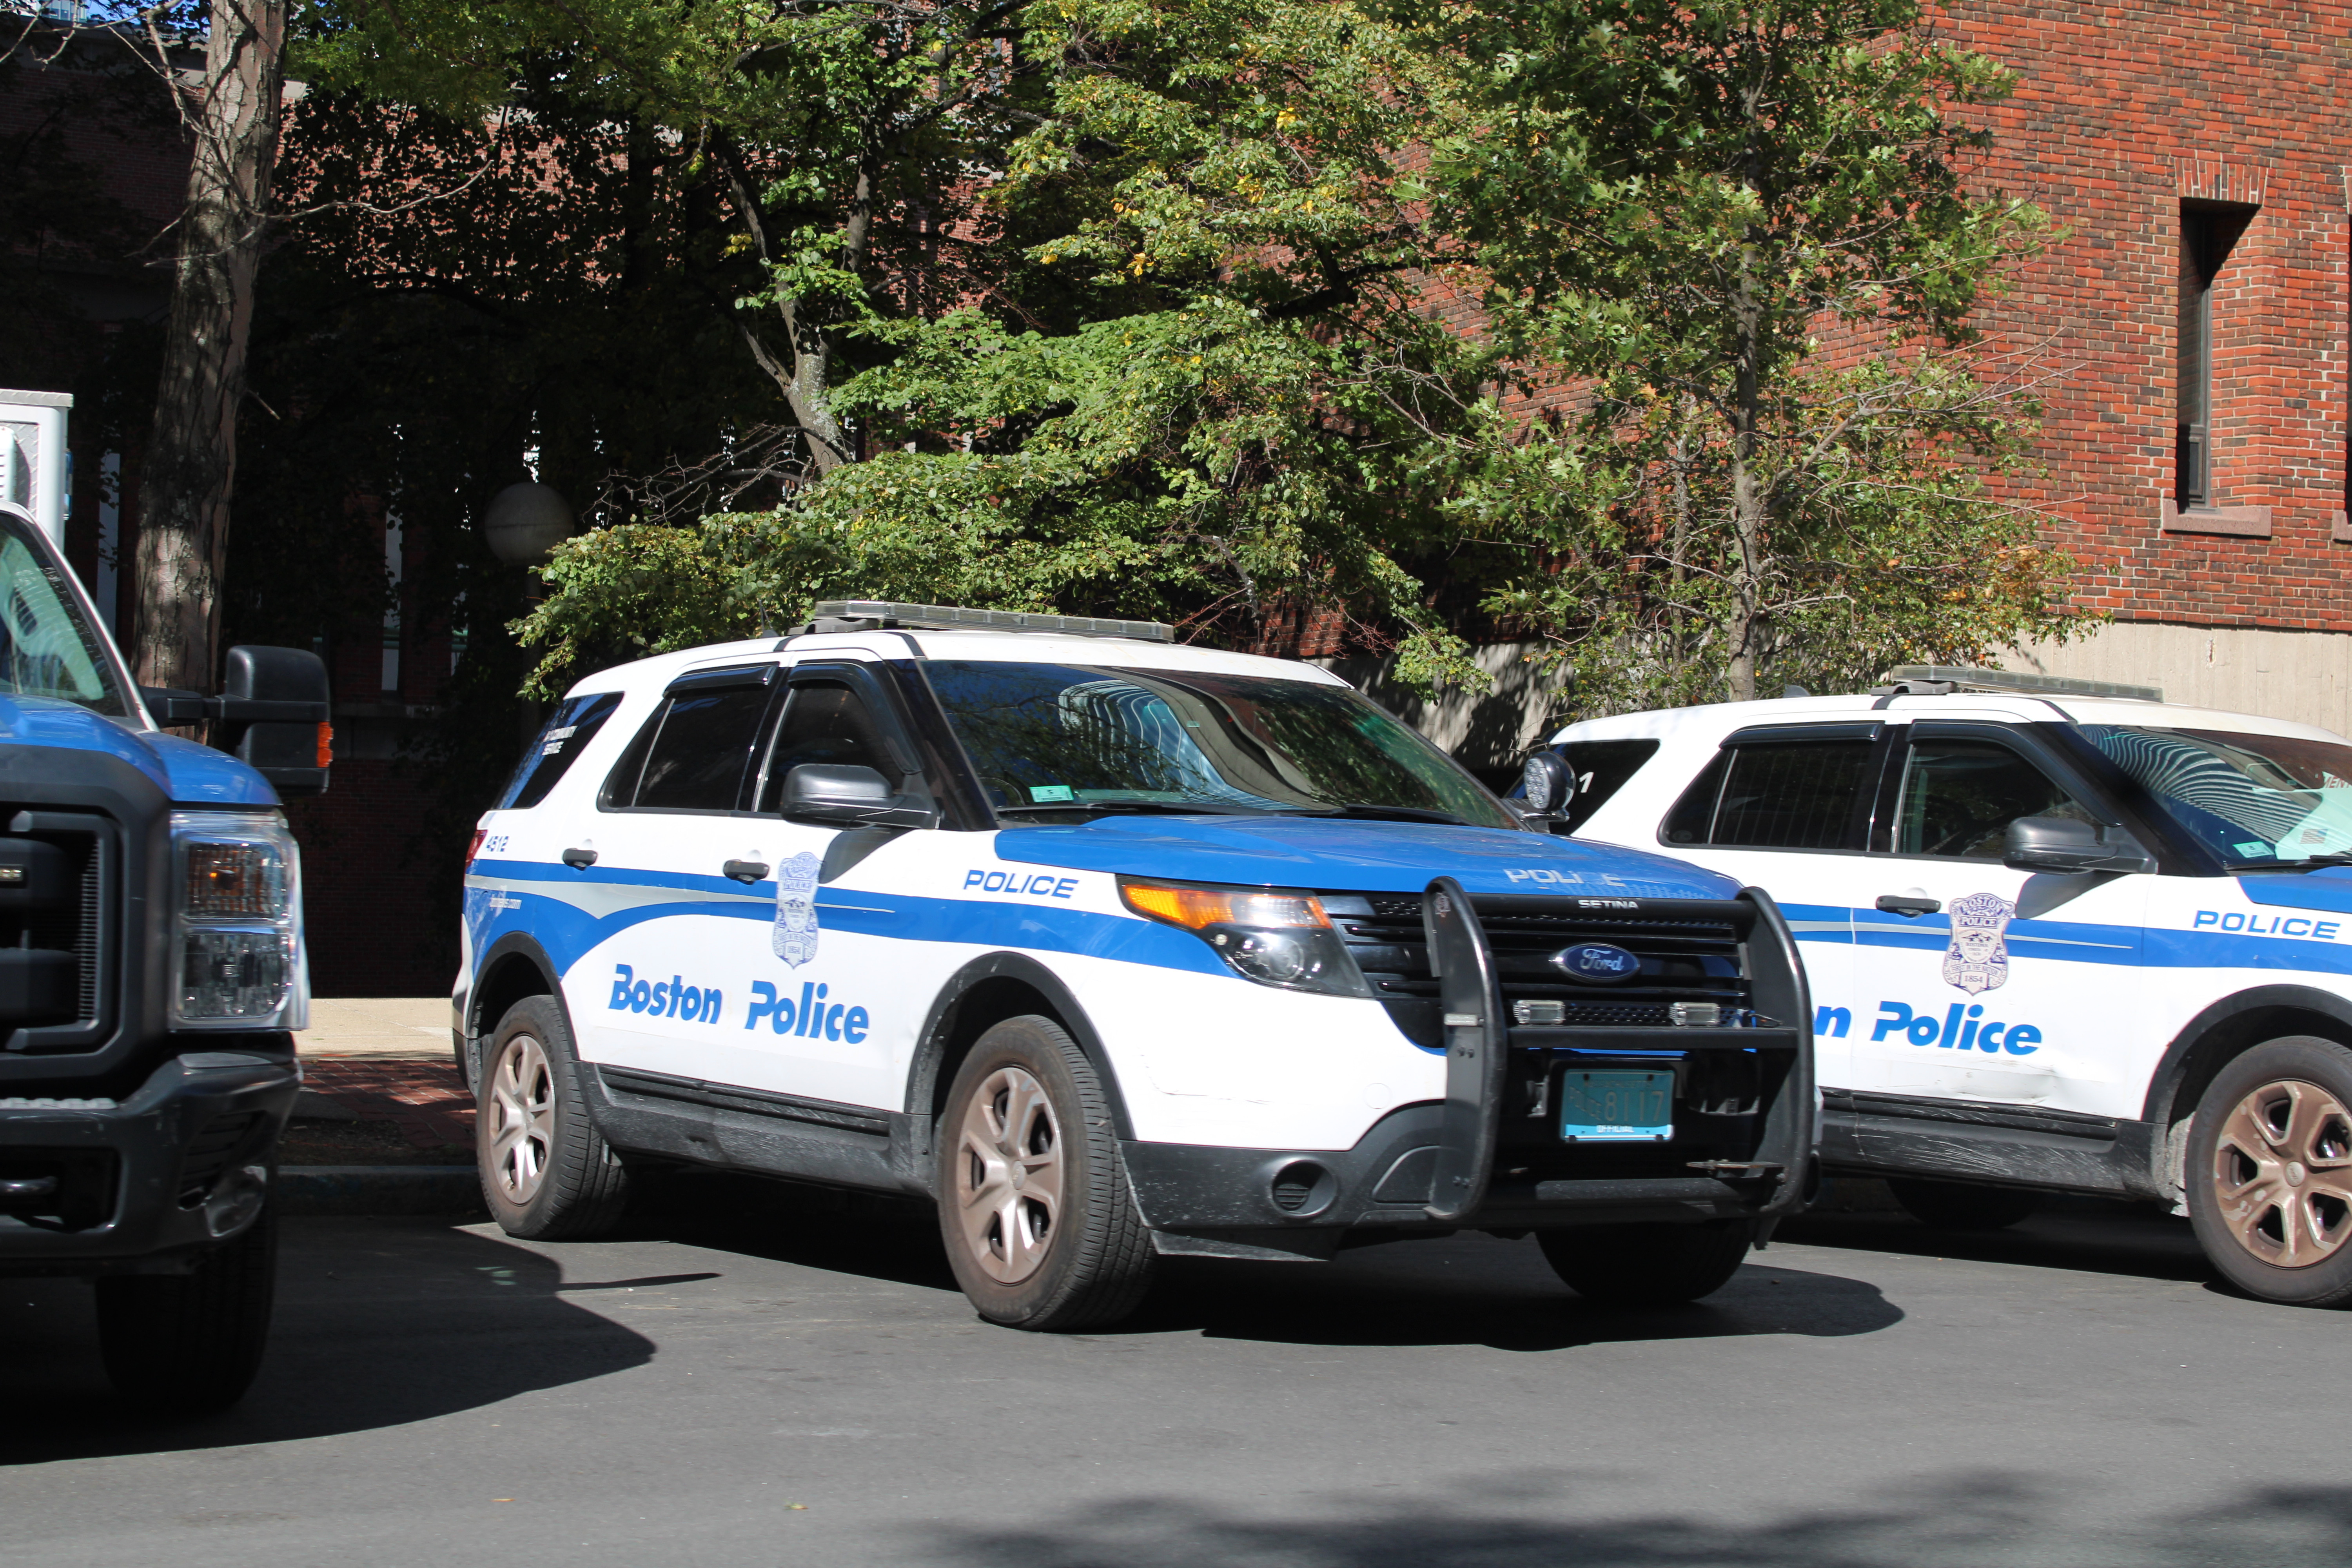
488, 1033, 556, 1205
2210, 1077, 2352, 1268
953, 1065, 1064, 1284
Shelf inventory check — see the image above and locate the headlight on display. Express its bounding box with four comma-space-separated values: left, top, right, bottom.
171, 810, 305, 1029
1118, 877, 1371, 998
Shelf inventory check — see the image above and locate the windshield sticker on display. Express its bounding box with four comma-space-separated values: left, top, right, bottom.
1942, 892, 2015, 994
1029, 784, 1075, 803
2233, 841, 2274, 858
774, 851, 821, 967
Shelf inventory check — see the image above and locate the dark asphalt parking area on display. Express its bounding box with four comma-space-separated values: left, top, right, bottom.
4, 1176, 2342, 1568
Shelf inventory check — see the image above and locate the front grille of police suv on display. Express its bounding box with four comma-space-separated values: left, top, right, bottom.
1320, 892, 1748, 1049
0, 809, 117, 1054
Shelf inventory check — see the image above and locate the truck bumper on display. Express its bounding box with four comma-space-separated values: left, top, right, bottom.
0, 1043, 299, 1276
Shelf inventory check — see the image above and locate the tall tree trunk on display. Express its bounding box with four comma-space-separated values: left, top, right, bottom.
132, 0, 286, 691
1724, 241, 1766, 704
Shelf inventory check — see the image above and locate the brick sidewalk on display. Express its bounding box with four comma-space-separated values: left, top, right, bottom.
299, 1059, 475, 1151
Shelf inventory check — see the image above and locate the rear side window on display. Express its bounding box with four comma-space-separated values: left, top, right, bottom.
1553, 739, 1660, 832
603, 674, 779, 812
1662, 739, 1875, 850
498, 692, 622, 811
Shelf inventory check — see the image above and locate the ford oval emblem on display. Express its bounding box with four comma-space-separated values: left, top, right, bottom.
1552, 942, 1642, 984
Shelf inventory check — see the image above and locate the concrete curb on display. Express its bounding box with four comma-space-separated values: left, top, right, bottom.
280, 1165, 485, 1218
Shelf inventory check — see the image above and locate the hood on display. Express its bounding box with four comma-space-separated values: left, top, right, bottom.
0, 695, 277, 807
2238, 867, 2352, 916
993, 814, 1741, 899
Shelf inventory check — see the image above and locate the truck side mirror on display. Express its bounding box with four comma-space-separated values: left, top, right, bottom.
142, 647, 332, 798
782, 763, 936, 829
2004, 816, 2155, 876
223, 646, 331, 799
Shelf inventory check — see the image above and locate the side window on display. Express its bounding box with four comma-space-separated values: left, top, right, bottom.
1893, 738, 2093, 859
1554, 739, 1660, 832
604, 686, 774, 812
1662, 740, 1875, 850
498, 692, 623, 811
756, 681, 906, 812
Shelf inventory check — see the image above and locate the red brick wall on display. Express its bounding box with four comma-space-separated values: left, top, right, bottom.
1938, 0, 2350, 630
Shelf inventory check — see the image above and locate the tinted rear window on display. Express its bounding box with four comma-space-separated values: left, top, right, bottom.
1662, 740, 1875, 850
606, 686, 775, 811
497, 692, 623, 811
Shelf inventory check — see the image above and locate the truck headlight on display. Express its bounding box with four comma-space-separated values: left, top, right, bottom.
1118, 877, 1371, 998
171, 810, 304, 1029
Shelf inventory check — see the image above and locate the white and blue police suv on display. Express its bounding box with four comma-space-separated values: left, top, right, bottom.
457, 602, 1813, 1329
1525, 666, 2352, 1306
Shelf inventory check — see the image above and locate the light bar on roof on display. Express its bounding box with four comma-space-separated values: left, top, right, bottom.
809, 601, 1175, 643
1884, 665, 2163, 703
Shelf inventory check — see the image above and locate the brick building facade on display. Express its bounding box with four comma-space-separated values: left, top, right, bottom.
1941, 0, 2352, 725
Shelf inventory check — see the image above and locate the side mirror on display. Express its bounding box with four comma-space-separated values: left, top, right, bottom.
2004, 816, 2155, 876
1519, 750, 1576, 831
140, 646, 332, 799
782, 763, 935, 829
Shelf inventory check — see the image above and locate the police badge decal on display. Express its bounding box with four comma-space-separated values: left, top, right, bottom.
773, 851, 822, 967
1942, 891, 2015, 994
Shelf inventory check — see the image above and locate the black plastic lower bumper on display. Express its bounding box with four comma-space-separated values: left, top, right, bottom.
0, 1041, 298, 1276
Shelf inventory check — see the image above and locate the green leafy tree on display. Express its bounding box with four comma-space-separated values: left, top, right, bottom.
1431, 0, 2091, 713
515, 0, 1502, 698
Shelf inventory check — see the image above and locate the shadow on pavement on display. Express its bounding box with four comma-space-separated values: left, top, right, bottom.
611, 1167, 962, 1294
1777, 1198, 2212, 1285
918, 1470, 2352, 1567
0, 1217, 655, 1464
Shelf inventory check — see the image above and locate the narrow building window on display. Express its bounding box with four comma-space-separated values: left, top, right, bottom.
2177, 201, 2254, 509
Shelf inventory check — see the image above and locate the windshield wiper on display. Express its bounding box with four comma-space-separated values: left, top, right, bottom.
2235, 853, 2352, 873
1287, 803, 1475, 827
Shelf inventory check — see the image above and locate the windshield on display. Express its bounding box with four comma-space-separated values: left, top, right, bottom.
0, 511, 127, 718
2083, 725, 2352, 868
923, 660, 1520, 830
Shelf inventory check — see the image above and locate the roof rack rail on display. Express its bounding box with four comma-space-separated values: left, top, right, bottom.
1874, 665, 2163, 703
793, 600, 1175, 644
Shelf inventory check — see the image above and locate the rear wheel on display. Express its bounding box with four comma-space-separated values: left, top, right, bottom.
1887, 1178, 2040, 1232
2187, 1036, 2352, 1306
1539, 1220, 1753, 1307
478, 996, 630, 1240
96, 1205, 277, 1414
936, 1016, 1156, 1330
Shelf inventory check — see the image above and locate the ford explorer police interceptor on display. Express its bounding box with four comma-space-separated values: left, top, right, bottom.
1524, 666, 2352, 1306
456, 602, 1815, 1330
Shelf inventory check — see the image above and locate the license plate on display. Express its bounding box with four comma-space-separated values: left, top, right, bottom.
1558, 1069, 1673, 1142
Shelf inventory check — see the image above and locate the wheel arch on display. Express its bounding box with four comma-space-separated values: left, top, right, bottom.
465, 934, 570, 1090
2141, 985, 2352, 1156
903, 953, 1136, 1158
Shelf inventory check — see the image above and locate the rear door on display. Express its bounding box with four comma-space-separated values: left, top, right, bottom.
1843, 722, 2147, 1114
1648, 722, 1891, 1088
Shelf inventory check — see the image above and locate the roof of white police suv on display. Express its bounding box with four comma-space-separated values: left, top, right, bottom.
1551, 691, 2352, 747
566, 626, 1354, 699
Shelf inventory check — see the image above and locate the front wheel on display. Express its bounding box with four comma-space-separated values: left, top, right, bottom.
1887, 1178, 2040, 1232
95, 1205, 277, 1414
2187, 1036, 2352, 1306
1539, 1220, 1753, 1307
936, 1016, 1156, 1330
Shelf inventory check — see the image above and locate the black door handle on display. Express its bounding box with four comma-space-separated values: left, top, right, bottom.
724, 859, 770, 884
1875, 894, 1940, 917
561, 847, 598, 869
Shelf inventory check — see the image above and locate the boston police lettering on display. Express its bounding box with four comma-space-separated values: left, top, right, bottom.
746, 980, 870, 1043
608, 963, 724, 1025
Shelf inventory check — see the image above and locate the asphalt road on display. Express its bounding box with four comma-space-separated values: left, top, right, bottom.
5, 1177, 2345, 1568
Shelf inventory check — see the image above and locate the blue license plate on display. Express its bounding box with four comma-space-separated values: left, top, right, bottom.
1559, 1069, 1674, 1142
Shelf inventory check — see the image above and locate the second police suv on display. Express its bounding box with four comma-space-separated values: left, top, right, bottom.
458, 602, 1815, 1329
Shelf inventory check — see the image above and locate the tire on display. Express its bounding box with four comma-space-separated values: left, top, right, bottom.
936, 1015, 1156, 1330
96, 1205, 277, 1414
478, 995, 631, 1240
1887, 1178, 2040, 1232
2186, 1035, 2352, 1307
1539, 1220, 1753, 1307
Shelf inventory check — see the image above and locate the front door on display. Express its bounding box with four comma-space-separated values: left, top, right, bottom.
1842, 724, 2147, 1115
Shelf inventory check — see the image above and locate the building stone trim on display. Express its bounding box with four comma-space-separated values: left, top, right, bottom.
2160, 498, 2272, 537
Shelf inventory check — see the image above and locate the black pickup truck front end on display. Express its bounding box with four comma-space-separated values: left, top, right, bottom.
1123, 883, 1817, 1262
